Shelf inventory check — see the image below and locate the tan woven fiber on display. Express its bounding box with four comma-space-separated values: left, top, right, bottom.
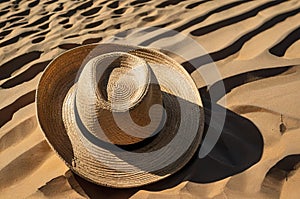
36, 43, 204, 188
75, 52, 164, 145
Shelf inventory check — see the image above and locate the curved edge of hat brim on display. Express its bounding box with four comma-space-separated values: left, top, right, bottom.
35, 97, 205, 188
35, 43, 205, 188
35, 44, 102, 176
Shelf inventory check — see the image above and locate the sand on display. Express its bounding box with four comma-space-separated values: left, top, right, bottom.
0, 0, 300, 198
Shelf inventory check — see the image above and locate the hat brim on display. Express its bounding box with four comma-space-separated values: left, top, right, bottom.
36, 44, 204, 188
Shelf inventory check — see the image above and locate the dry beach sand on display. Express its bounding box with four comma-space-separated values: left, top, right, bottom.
1, 0, 300, 198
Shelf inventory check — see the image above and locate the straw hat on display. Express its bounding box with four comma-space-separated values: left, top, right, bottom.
36, 43, 204, 188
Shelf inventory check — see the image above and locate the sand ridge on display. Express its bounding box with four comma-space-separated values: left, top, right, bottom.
0, 0, 300, 198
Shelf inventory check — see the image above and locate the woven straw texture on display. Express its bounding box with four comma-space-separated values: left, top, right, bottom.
36, 43, 204, 188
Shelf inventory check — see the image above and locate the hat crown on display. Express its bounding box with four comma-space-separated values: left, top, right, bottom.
75, 52, 164, 145
96, 53, 150, 112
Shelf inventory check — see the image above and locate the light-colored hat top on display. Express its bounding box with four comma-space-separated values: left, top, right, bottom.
74, 52, 165, 145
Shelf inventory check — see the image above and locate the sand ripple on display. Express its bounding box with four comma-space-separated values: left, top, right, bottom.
0, 0, 300, 198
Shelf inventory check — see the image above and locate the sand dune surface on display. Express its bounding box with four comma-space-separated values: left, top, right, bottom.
0, 0, 300, 198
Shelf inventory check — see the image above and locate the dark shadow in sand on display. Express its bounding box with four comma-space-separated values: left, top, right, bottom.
199, 65, 292, 102
1, 60, 50, 88
38, 46, 295, 198
269, 26, 300, 57
0, 30, 39, 48
0, 51, 41, 80
81, 7, 102, 17
69, 65, 291, 196
259, 154, 300, 196
24, 14, 51, 28
28, 0, 39, 8
0, 90, 35, 128
38, 22, 49, 29
185, 0, 210, 9
37, 54, 295, 198
57, 62, 289, 198
140, 1, 250, 46
190, 0, 285, 36
69, 173, 139, 199
183, 7, 300, 73
265, 154, 300, 180
66, 95, 263, 198
140, 1, 282, 47
56, 0, 94, 18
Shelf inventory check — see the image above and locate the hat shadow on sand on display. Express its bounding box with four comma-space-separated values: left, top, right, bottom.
37, 50, 294, 199
61, 90, 264, 198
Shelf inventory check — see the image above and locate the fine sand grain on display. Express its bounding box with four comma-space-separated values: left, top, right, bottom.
0, 0, 300, 198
